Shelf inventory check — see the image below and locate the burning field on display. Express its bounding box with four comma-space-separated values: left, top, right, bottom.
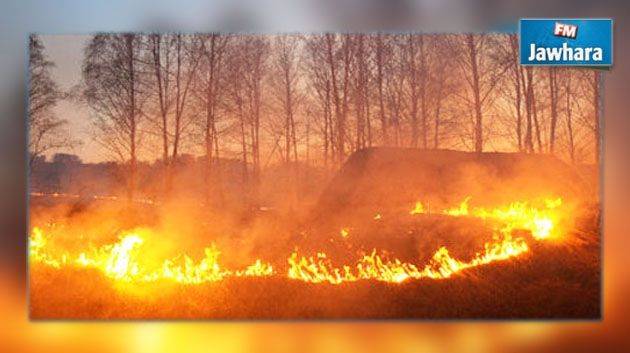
29, 33, 602, 319
29, 149, 600, 319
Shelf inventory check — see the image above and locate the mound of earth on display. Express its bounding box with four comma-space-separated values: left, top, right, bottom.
314, 147, 591, 224
293, 147, 597, 260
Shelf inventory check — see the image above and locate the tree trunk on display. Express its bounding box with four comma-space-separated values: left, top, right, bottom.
467, 34, 483, 153
524, 66, 534, 153
532, 72, 542, 152
548, 68, 558, 154
433, 65, 444, 149
408, 35, 419, 147
376, 34, 388, 145
326, 34, 343, 164
419, 35, 427, 149
566, 74, 575, 164
593, 71, 600, 163
126, 35, 136, 204
509, 35, 523, 151
204, 35, 218, 205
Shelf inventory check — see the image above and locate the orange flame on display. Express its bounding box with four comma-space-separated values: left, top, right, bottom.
29, 197, 565, 285
288, 229, 528, 284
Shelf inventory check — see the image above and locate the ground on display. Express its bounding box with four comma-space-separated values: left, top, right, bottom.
28, 149, 601, 319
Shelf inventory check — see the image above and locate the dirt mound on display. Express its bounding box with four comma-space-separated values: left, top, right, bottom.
314, 147, 591, 222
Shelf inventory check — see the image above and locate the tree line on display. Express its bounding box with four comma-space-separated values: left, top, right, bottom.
30, 33, 600, 203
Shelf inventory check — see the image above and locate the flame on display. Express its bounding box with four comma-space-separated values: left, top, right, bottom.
287, 229, 528, 284
462, 198, 562, 240
443, 196, 471, 216
412, 196, 562, 240
105, 234, 143, 279
29, 197, 566, 286
410, 202, 425, 215
29, 227, 62, 269
235, 259, 274, 277
31, 229, 273, 284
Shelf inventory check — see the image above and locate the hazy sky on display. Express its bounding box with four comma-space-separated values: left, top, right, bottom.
42, 35, 106, 163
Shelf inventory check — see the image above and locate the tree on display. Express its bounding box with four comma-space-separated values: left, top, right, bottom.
271, 35, 301, 163
592, 71, 601, 163
147, 33, 173, 171
304, 35, 335, 167
548, 67, 559, 154
373, 34, 390, 145
29, 35, 71, 169
241, 35, 269, 185
430, 36, 453, 149
504, 34, 525, 151
145, 34, 202, 194
353, 34, 372, 149
405, 34, 427, 148
197, 33, 230, 204
224, 35, 270, 195
565, 71, 576, 164
466, 34, 484, 153
82, 34, 146, 201
324, 34, 354, 164
450, 34, 508, 153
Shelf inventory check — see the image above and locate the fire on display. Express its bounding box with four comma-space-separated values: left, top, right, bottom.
29, 196, 566, 286
410, 196, 563, 240
235, 259, 274, 277
105, 234, 143, 280
29, 227, 63, 269
287, 251, 356, 284
461, 198, 562, 240
288, 229, 528, 284
443, 196, 471, 216
410, 202, 425, 215
31, 229, 272, 284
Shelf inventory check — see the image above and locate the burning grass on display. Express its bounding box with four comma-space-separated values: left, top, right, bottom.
28, 190, 601, 319
30, 196, 577, 284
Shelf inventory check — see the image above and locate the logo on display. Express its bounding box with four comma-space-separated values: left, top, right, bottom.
520, 19, 612, 66
553, 22, 577, 39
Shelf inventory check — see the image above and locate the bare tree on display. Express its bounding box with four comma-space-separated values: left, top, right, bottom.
197, 33, 230, 204
592, 71, 601, 163
430, 36, 452, 149
147, 34, 173, 170
170, 35, 202, 168
224, 35, 269, 194
373, 34, 390, 145
29, 35, 72, 169
548, 67, 559, 154
353, 34, 372, 150
564, 70, 576, 164
304, 35, 335, 167
523, 66, 535, 153
384, 36, 406, 147
466, 34, 484, 153
71, 32, 600, 202
272, 35, 301, 163
324, 34, 354, 163
145, 34, 202, 194
450, 34, 507, 153
505, 34, 524, 151
83, 34, 146, 201
405, 34, 428, 148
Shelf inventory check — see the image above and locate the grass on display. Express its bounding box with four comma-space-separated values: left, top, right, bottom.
29, 235, 599, 320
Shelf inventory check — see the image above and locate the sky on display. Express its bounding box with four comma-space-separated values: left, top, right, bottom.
42, 35, 107, 163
